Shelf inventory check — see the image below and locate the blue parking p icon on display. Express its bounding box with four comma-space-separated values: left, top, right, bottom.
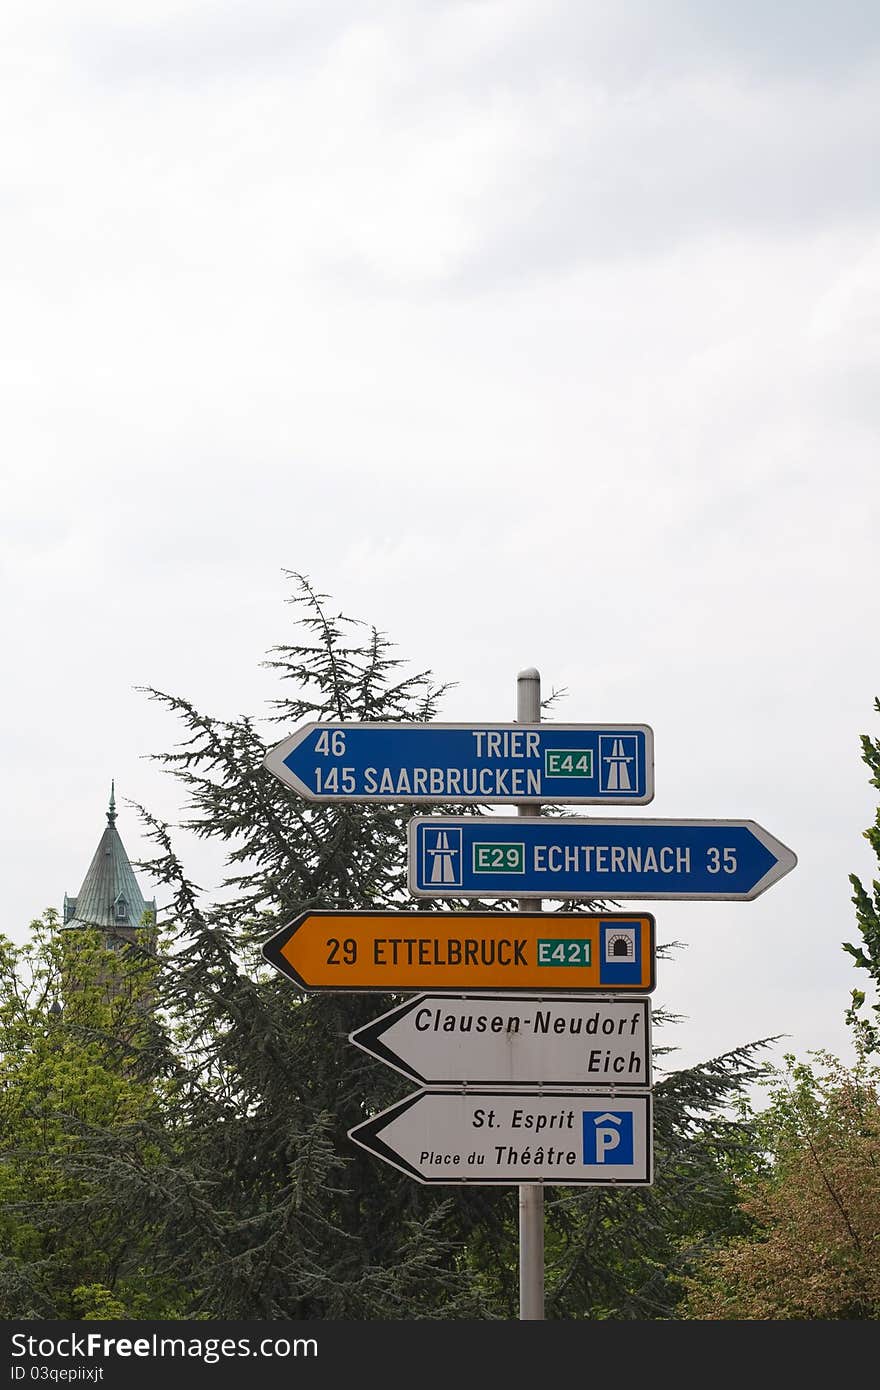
582, 1110, 634, 1166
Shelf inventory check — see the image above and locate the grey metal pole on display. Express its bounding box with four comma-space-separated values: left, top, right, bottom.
516, 666, 544, 1321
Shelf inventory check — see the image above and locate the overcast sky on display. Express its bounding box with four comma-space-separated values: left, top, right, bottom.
2, 1, 878, 1082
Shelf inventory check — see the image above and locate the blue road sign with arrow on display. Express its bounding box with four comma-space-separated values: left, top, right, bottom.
408, 816, 797, 901
263, 721, 654, 804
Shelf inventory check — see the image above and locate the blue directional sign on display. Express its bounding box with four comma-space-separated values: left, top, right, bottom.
263, 722, 654, 805
408, 816, 797, 901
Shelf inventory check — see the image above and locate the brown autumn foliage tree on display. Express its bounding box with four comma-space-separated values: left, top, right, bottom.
680, 1051, 880, 1319
682, 702, 880, 1320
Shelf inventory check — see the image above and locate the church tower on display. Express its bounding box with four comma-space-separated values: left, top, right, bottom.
63, 783, 157, 950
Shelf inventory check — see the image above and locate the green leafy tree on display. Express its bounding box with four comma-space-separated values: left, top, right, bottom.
680, 699, 880, 1320
679, 1051, 880, 1319
0, 911, 185, 1317
845, 696, 880, 1055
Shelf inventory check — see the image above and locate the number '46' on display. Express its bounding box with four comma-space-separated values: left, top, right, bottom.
315, 729, 346, 756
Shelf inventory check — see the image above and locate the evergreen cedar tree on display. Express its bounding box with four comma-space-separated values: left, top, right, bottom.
1, 574, 783, 1319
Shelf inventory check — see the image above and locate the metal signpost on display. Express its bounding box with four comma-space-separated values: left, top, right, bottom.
408, 815, 797, 901
261, 909, 656, 994
263, 720, 654, 804
349, 993, 652, 1088
514, 668, 545, 1319
262, 666, 797, 1325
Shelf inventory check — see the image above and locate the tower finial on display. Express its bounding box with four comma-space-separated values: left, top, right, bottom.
107, 780, 117, 824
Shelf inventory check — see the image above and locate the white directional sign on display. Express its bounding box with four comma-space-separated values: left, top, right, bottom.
348, 1089, 652, 1185
349, 994, 652, 1088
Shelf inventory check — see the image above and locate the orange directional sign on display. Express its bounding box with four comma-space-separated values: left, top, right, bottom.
262, 910, 655, 994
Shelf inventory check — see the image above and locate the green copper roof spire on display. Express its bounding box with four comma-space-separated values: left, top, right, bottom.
63, 788, 156, 931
